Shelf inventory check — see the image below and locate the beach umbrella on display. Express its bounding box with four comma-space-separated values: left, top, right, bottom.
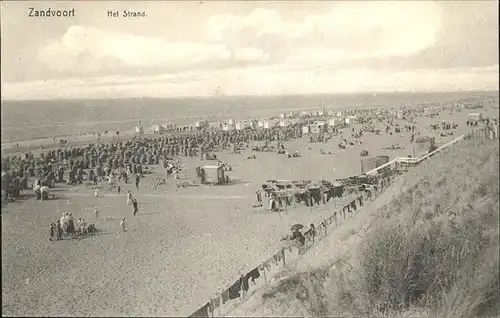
291, 224, 304, 231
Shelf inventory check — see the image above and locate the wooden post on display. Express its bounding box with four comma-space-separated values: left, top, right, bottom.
282, 248, 286, 267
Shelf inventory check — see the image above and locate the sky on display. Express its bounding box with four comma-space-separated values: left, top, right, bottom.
1, 1, 498, 100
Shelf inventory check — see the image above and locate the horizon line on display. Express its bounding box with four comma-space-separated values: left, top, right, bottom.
1, 88, 498, 103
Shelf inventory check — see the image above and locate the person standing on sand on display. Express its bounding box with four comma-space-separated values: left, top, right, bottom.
67, 213, 75, 237
132, 198, 138, 215
93, 207, 99, 220
256, 190, 262, 207
94, 188, 99, 197
135, 174, 140, 189
49, 223, 55, 241
126, 190, 132, 205
117, 185, 121, 194
120, 218, 127, 232
56, 220, 63, 240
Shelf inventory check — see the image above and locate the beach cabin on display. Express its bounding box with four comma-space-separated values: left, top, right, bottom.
152, 124, 163, 134
345, 115, 358, 126
313, 120, 326, 126
208, 121, 223, 131
235, 121, 247, 130
309, 123, 326, 135
263, 120, 275, 129
468, 112, 483, 122
327, 118, 336, 126
161, 123, 177, 132
195, 120, 209, 130
227, 118, 235, 125
302, 125, 310, 134
135, 125, 144, 136
223, 123, 235, 131
200, 165, 225, 185
246, 120, 258, 129
280, 113, 286, 119
279, 118, 291, 127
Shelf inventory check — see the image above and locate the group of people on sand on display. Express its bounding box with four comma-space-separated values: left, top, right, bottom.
49, 212, 97, 241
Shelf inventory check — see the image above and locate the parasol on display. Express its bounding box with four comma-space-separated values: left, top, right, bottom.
291, 224, 304, 231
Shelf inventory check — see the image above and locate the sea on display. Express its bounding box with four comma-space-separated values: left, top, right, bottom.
1, 91, 497, 143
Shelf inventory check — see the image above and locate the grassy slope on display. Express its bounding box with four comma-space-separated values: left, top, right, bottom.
230, 138, 499, 317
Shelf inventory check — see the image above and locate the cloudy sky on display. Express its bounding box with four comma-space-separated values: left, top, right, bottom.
1, 1, 498, 100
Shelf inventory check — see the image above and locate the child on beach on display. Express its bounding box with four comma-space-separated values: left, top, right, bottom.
120, 218, 127, 232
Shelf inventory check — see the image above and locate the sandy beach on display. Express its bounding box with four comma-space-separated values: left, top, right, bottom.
2, 106, 495, 317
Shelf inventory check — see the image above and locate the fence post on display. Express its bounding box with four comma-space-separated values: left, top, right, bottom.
282, 248, 286, 267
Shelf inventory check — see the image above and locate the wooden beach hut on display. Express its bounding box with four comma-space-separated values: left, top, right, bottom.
200, 165, 225, 185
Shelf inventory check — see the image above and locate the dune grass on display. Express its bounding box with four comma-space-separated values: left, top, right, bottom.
256, 138, 499, 317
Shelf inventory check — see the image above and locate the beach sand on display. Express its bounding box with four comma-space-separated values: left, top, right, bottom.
1, 111, 494, 316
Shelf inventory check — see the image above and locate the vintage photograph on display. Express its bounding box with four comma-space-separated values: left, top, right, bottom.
1, 1, 499, 317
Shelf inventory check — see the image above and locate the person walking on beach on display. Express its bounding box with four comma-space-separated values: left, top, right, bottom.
93, 206, 99, 220
256, 190, 262, 207
67, 213, 75, 237
117, 185, 121, 194
120, 218, 127, 232
132, 198, 138, 215
94, 188, 99, 197
126, 190, 132, 205
135, 174, 140, 189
